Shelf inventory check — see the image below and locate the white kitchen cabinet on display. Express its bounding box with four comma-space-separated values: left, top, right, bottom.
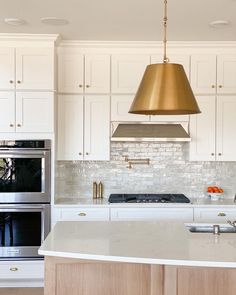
111, 54, 150, 93
216, 96, 236, 161
58, 53, 110, 94
57, 95, 110, 161
0, 92, 53, 133
57, 95, 84, 160
0, 260, 44, 287
0, 92, 15, 132
194, 208, 236, 222
84, 95, 110, 160
111, 95, 149, 121
16, 92, 54, 133
52, 207, 110, 225
110, 207, 193, 221
191, 54, 236, 94
190, 95, 236, 161
189, 96, 216, 161
0, 47, 54, 91
0, 48, 15, 90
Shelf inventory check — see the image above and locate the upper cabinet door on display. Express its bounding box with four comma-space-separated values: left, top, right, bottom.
57, 95, 84, 160
0, 92, 15, 132
0, 48, 15, 90
217, 55, 236, 94
16, 92, 54, 132
216, 96, 236, 161
189, 96, 216, 161
16, 48, 54, 90
151, 54, 190, 78
58, 53, 84, 93
190, 55, 217, 94
111, 95, 149, 122
84, 55, 110, 94
84, 96, 110, 161
111, 55, 150, 93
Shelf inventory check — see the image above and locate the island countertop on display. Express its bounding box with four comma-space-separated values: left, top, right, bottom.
39, 221, 236, 268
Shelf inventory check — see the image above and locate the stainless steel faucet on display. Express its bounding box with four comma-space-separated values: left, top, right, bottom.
227, 220, 236, 228
213, 225, 220, 235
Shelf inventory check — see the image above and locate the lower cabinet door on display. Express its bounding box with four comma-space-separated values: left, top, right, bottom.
16, 92, 54, 132
52, 207, 110, 225
110, 208, 193, 221
194, 208, 236, 222
0, 260, 44, 287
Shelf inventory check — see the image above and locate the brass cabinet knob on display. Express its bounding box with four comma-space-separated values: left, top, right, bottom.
211, 153, 215, 156
10, 267, 18, 272
86, 85, 90, 88
17, 80, 21, 84
17, 124, 21, 127
218, 153, 222, 156
9, 80, 14, 84
79, 85, 83, 88
78, 212, 86, 216
218, 212, 226, 217
211, 85, 215, 88
219, 85, 223, 88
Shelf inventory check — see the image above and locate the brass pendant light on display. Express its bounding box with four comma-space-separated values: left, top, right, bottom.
129, 0, 201, 115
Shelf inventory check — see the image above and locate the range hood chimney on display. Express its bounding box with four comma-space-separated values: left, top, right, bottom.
111, 122, 191, 142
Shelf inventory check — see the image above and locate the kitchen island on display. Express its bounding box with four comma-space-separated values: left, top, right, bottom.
39, 221, 236, 295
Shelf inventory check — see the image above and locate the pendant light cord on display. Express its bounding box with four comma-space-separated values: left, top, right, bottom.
163, 0, 169, 63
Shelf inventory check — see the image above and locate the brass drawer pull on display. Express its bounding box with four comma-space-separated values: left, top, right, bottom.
10, 267, 18, 272
78, 212, 86, 217
218, 212, 226, 217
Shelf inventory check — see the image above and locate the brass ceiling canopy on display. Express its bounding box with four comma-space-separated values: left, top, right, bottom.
129, 0, 201, 115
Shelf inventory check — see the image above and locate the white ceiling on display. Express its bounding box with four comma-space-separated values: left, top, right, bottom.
0, 0, 235, 41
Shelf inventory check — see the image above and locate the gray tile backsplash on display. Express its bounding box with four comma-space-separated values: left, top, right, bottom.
56, 142, 236, 200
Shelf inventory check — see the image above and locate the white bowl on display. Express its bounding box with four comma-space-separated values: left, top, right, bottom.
208, 193, 223, 201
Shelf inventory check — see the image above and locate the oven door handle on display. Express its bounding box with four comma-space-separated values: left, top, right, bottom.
0, 151, 47, 158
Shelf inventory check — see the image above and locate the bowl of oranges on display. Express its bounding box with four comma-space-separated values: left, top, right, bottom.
207, 186, 224, 200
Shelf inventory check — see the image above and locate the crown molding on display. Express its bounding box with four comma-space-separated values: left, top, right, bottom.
58, 40, 236, 49
0, 33, 61, 43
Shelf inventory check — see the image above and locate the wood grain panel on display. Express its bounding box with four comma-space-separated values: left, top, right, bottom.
44, 257, 163, 295
177, 266, 236, 295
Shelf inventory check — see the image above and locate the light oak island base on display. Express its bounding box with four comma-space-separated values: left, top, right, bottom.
44, 257, 236, 295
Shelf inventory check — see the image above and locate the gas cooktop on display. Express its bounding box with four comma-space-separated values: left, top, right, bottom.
108, 194, 190, 203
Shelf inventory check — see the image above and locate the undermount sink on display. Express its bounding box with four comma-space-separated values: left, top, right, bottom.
185, 223, 236, 234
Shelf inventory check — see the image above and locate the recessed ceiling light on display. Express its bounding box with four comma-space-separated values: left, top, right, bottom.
4, 18, 26, 26
40, 17, 69, 26
209, 20, 231, 28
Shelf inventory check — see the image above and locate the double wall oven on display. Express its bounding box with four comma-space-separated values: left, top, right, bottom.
0, 140, 51, 260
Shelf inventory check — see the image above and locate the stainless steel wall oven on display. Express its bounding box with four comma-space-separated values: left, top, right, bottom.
0, 140, 51, 260
0, 204, 50, 259
0, 140, 51, 204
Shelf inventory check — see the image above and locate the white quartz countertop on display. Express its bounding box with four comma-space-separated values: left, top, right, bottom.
54, 197, 236, 208
39, 221, 236, 268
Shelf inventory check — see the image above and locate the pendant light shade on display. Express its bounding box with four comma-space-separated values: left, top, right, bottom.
129, 63, 201, 115
129, 0, 201, 115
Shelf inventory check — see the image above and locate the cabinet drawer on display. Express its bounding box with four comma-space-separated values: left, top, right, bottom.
194, 208, 236, 222
111, 208, 193, 221
0, 261, 44, 280
53, 207, 110, 222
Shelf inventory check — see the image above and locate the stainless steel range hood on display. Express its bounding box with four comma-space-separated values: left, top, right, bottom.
111, 122, 191, 142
